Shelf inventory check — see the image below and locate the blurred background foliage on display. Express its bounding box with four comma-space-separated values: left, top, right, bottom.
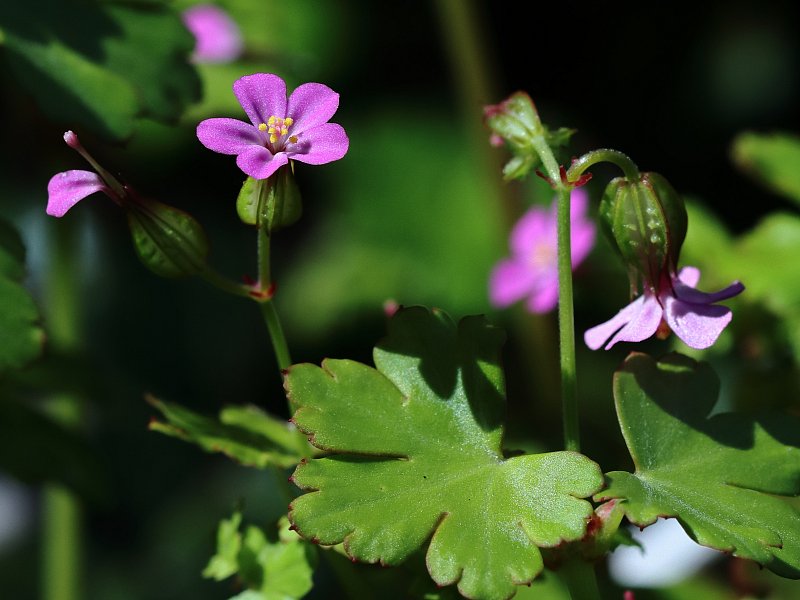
0, 0, 799, 598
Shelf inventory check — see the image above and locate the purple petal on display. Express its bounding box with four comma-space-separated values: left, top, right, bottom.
288, 123, 349, 165
183, 4, 243, 64
489, 259, 538, 308
605, 294, 663, 349
235, 146, 288, 180
663, 295, 733, 349
197, 118, 261, 155
526, 273, 559, 313
233, 74, 287, 127
510, 205, 552, 258
286, 82, 340, 135
585, 296, 645, 350
47, 170, 108, 217
673, 276, 745, 305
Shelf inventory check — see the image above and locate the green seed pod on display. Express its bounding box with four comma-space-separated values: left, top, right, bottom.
236, 164, 302, 232
599, 172, 687, 286
126, 195, 210, 278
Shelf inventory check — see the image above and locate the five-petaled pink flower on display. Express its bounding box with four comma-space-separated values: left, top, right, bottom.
585, 266, 744, 350
196, 73, 349, 180
490, 189, 596, 313
182, 4, 243, 64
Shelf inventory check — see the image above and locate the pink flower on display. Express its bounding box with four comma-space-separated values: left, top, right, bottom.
196, 73, 349, 180
46, 131, 121, 217
182, 4, 243, 64
490, 189, 596, 313
584, 266, 744, 350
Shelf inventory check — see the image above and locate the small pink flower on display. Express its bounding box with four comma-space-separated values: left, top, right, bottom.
490, 189, 596, 313
182, 4, 243, 64
585, 267, 744, 350
196, 73, 349, 180
46, 131, 121, 217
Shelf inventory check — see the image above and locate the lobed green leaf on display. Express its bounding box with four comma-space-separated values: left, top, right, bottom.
287, 307, 603, 600
599, 353, 800, 577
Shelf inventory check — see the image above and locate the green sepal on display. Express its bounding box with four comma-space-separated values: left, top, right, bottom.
148, 396, 312, 469
236, 166, 302, 231
286, 307, 603, 600
599, 172, 686, 284
125, 196, 209, 278
598, 352, 800, 578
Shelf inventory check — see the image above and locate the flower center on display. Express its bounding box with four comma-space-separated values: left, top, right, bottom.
528, 241, 556, 270
257, 116, 298, 151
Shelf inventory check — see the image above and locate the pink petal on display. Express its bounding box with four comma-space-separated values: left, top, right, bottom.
569, 187, 589, 222
233, 74, 287, 127
605, 294, 663, 349
489, 259, 538, 308
46, 170, 108, 217
235, 146, 288, 180
288, 123, 349, 165
510, 205, 552, 258
585, 296, 645, 350
183, 4, 243, 64
663, 295, 733, 349
286, 82, 340, 135
196, 118, 261, 155
677, 266, 701, 288
526, 273, 559, 313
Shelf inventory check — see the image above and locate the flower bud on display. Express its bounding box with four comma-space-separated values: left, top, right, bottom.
236, 165, 302, 232
599, 172, 687, 285
126, 195, 210, 278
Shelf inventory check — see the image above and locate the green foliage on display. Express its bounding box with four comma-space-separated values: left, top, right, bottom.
280, 110, 505, 337
0, 397, 105, 501
204, 512, 316, 600
0, 219, 43, 375
0, 0, 200, 140
148, 397, 312, 469
732, 132, 800, 204
286, 307, 603, 600
598, 353, 800, 577
126, 197, 209, 278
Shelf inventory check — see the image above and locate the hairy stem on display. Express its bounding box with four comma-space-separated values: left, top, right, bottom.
559, 559, 602, 600
256, 226, 292, 372
556, 186, 580, 452
567, 148, 640, 182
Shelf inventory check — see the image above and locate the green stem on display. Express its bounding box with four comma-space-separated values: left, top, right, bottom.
566, 149, 640, 182
559, 559, 602, 600
254, 225, 292, 372
198, 266, 251, 298
260, 301, 292, 372
556, 187, 580, 452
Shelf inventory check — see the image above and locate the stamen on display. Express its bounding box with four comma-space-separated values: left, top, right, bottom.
284, 117, 294, 126
269, 134, 278, 143
289, 135, 298, 144
267, 116, 276, 125
258, 123, 268, 131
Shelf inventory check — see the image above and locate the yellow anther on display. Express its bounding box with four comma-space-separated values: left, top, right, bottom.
267, 116, 276, 125
268, 127, 276, 134
258, 123, 268, 131
269, 134, 278, 143
289, 135, 298, 144
281, 127, 288, 135
284, 117, 294, 126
